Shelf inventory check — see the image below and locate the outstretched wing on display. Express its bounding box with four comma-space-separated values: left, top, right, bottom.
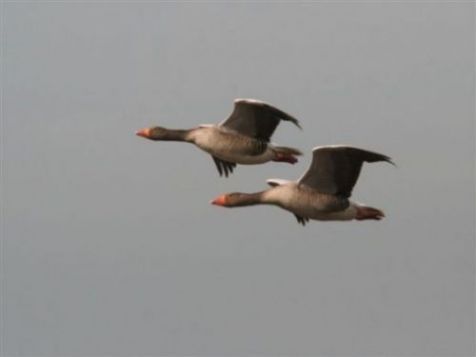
220, 99, 301, 142
298, 146, 394, 198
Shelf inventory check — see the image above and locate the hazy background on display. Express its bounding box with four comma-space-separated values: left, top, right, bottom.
3, 2, 474, 356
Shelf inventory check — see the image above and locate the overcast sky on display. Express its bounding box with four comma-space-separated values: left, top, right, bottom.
3, 2, 475, 356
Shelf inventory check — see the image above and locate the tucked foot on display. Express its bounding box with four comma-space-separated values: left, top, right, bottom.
272, 146, 302, 164
355, 206, 385, 220
273, 152, 298, 164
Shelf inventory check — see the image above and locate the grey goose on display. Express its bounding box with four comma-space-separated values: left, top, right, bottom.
136, 98, 302, 177
211, 146, 394, 225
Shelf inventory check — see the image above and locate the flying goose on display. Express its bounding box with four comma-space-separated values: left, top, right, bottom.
211, 146, 394, 225
136, 99, 302, 177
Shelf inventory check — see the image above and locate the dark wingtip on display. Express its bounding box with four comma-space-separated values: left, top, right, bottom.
362, 149, 395, 167
284, 117, 302, 130
384, 157, 397, 167
294, 120, 303, 130
279, 116, 302, 130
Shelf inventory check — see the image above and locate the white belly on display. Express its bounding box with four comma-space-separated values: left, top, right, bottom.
288, 202, 358, 221
213, 149, 274, 164
306, 204, 358, 221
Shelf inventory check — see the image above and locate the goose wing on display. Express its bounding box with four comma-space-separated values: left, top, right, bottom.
220, 99, 301, 142
298, 146, 394, 198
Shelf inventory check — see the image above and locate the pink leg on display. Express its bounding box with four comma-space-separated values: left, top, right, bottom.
356, 206, 385, 220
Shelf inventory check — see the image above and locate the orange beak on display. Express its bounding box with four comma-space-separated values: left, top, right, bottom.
211, 195, 227, 206
136, 128, 151, 138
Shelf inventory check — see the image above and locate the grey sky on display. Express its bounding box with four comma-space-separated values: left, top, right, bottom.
3, 2, 475, 356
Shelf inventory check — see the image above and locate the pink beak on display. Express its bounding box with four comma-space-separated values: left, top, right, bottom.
136, 128, 151, 138
210, 195, 227, 206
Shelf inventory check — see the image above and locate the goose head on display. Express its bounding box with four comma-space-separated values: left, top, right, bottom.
136, 126, 170, 141
211, 192, 263, 207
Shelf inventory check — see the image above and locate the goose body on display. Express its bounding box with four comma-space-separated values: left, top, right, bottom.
136, 99, 302, 177
189, 126, 276, 165
262, 183, 359, 221
212, 146, 394, 225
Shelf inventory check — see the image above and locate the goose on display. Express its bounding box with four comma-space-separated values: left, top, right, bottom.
211, 146, 394, 225
136, 99, 302, 177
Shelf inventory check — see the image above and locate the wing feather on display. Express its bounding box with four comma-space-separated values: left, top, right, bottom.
298, 146, 394, 197
220, 99, 301, 142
